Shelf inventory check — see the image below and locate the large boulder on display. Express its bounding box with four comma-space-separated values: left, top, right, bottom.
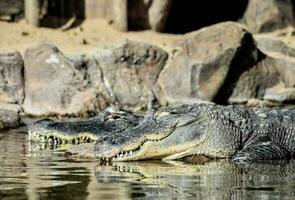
95, 40, 168, 111
229, 35, 295, 104
157, 22, 295, 105
0, 51, 24, 104
23, 41, 168, 116
261, 56, 295, 104
23, 43, 108, 117
227, 56, 280, 104
253, 35, 295, 103
226, 36, 295, 104
241, 0, 295, 33
157, 22, 269, 105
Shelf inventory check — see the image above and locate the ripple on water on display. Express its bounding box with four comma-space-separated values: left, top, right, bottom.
1, 129, 295, 199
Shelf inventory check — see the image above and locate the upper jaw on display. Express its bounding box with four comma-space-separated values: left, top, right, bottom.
95, 120, 181, 161
28, 127, 98, 145
96, 135, 175, 162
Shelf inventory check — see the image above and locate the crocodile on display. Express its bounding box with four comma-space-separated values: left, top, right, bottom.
29, 104, 295, 163
28, 110, 144, 146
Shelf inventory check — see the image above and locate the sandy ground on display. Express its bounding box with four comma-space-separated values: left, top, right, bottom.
1, 18, 295, 57
0, 18, 181, 55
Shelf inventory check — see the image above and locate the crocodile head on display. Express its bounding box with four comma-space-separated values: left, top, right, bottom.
95, 105, 213, 161
28, 111, 144, 146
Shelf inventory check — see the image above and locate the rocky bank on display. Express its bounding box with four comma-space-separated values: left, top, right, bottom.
1, 21, 295, 125
1, 0, 295, 129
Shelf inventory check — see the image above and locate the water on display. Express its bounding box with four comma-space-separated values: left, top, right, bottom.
1, 129, 295, 200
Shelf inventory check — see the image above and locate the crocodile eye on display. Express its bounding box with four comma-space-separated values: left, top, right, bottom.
35, 118, 56, 126
107, 114, 122, 121
111, 115, 121, 119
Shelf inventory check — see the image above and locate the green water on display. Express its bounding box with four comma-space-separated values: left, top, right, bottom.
1, 129, 295, 200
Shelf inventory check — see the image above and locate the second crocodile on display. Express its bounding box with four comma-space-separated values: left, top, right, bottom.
29, 104, 295, 163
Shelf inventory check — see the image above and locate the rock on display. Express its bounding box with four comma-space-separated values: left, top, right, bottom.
251, 36, 295, 103
246, 98, 280, 108
157, 22, 267, 105
0, 102, 22, 113
255, 35, 295, 57
0, 105, 22, 129
23, 43, 108, 117
264, 85, 295, 103
95, 40, 168, 111
226, 56, 280, 104
0, 51, 24, 104
241, 0, 295, 33
23, 41, 168, 116
157, 22, 295, 105
266, 56, 295, 88
229, 48, 295, 104
259, 55, 295, 103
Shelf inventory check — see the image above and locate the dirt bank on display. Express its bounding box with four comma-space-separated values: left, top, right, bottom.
0, 18, 181, 55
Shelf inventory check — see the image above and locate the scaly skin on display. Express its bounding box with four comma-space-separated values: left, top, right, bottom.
29, 104, 295, 163
95, 104, 295, 162
28, 110, 144, 146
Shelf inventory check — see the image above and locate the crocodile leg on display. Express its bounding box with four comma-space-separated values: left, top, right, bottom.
232, 141, 291, 163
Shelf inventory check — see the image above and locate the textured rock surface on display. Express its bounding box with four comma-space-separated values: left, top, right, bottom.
95, 40, 168, 111
0, 51, 24, 104
23, 43, 107, 117
219, 42, 295, 104
157, 22, 265, 105
241, 0, 295, 33
23, 41, 168, 116
261, 56, 295, 103
226, 56, 279, 104
0, 104, 22, 129
264, 85, 295, 103
255, 36, 295, 57
157, 22, 295, 105
252, 35, 295, 103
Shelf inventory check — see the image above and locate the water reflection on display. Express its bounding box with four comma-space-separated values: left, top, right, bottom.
95, 160, 295, 199
0, 130, 295, 199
